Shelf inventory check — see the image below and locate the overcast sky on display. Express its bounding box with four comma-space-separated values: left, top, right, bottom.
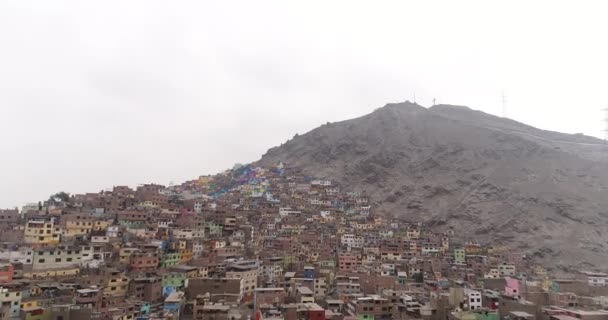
1, 1, 607, 208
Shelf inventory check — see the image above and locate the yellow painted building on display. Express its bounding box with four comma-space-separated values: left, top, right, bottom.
66, 219, 109, 236
24, 220, 61, 245
22, 305, 48, 320
441, 237, 450, 252
20, 299, 39, 309
179, 249, 193, 264
24, 267, 80, 279
104, 270, 130, 297
93, 220, 109, 231
119, 248, 139, 263
140, 201, 159, 208
198, 176, 212, 186
64, 220, 93, 237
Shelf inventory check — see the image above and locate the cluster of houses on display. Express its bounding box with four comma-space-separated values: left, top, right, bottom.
0, 163, 607, 320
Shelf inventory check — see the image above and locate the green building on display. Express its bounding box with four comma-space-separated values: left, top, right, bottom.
207, 222, 223, 236
452, 310, 499, 320
162, 272, 187, 297
454, 248, 466, 264
160, 252, 181, 268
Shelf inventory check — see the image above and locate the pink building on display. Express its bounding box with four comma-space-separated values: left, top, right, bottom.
338, 254, 358, 272
0, 264, 14, 284
505, 277, 520, 298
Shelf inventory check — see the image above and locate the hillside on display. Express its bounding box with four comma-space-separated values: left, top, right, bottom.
258, 102, 608, 271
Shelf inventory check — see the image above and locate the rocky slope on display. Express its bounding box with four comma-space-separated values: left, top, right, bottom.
258, 102, 608, 271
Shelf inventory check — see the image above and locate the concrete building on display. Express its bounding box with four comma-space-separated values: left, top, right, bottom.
0, 285, 22, 319
31, 246, 85, 270
130, 251, 160, 273
226, 259, 258, 299
24, 219, 61, 245
465, 289, 482, 310
499, 263, 516, 277
186, 278, 244, 303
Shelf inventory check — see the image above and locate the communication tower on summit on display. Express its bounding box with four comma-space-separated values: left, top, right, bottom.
602, 108, 608, 141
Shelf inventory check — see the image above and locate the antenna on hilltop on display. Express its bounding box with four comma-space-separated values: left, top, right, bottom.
501, 92, 507, 118
413, 92, 417, 104
602, 108, 608, 142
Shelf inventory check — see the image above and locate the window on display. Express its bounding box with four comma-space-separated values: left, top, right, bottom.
55, 258, 61, 262
38, 259, 45, 263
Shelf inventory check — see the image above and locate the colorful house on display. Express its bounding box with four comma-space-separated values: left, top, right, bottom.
162, 272, 187, 297
0, 263, 14, 284
160, 252, 181, 268
505, 277, 520, 297
119, 248, 139, 263
0, 286, 22, 319
24, 220, 61, 245
454, 309, 499, 320
179, 249, 193, 264
163, 291, 185, 318
454, 248, 466, 264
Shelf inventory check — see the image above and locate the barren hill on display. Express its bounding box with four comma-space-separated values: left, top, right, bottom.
258, 102, 608, 271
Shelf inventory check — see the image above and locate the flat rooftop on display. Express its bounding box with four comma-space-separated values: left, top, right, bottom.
255, 287, 285, 292
297, 286, 313, 295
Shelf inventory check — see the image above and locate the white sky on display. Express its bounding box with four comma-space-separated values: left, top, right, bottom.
1, 0, 607, 208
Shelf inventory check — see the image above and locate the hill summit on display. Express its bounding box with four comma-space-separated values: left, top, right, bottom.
259, 101, 608, 270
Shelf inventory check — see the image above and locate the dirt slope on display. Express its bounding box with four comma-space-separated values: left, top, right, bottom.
258, 102, 608, 271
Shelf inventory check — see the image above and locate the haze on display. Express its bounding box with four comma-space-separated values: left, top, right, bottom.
1, 0, 607, 208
